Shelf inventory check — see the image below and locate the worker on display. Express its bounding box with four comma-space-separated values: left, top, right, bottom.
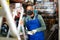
20, 5, 46, 40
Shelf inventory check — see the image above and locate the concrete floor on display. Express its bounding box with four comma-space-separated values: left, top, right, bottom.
0, 33, 24, 40
0, 37, 17, 40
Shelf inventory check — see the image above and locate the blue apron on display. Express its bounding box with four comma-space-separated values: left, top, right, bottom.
26, 16, 45, 40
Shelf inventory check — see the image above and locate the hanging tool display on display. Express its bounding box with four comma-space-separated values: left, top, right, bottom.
12, 3, 26, 40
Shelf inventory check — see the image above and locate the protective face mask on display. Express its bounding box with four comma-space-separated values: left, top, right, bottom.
26, 10, 33, 15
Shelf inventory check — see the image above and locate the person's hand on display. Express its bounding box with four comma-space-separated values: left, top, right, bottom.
27, 30, 37, 35
32, 30, 37, 34
27, 31, 34, 35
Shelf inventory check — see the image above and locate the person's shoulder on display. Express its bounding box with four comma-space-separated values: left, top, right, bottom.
37, 14, 42, 17
38, 14, 41, 16
23, 16, 28, 21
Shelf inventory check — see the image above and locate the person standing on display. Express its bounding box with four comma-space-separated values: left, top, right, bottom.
22, 5, 46, 40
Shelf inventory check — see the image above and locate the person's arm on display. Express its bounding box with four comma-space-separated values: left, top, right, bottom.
23, 17, 28, 32
32, 15, 46, 32
36, 15, 46, 32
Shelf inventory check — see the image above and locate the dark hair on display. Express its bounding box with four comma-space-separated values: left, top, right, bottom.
26, 4, 33, 8
25, 4, 33, 13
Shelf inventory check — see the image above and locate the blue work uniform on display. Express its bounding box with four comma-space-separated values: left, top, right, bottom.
25, 15, 45, 40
